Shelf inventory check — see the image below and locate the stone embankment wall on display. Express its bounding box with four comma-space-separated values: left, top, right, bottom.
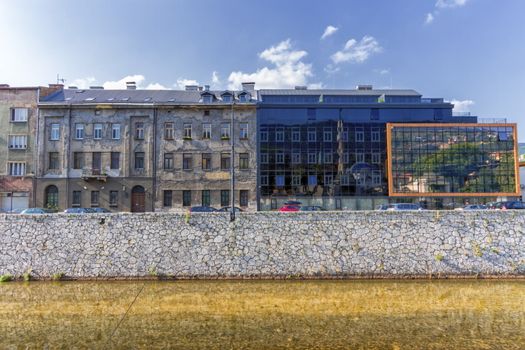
1, 211, 525, 279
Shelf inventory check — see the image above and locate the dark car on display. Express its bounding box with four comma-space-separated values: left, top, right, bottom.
499, 201, 525, 210
189, 206, 217, 212
91, 207, 111, 213
20, 208, 56, 214
300, 206, 325, 211
64, 208, 96, 214
218, 207, 243, 213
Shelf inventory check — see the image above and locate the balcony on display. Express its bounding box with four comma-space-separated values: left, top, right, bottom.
81, 168, 107, 182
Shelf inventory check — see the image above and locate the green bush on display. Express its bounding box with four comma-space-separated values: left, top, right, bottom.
51, 272, 65, 281
0, 274, 13, 282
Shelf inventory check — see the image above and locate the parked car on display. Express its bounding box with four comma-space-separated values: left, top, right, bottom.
283, 200, 302, 206
218, 207, 243, 213
300, 206, 325, 211
91, 207, 111, 213
189, 206, 217, 212
386, 203, 423, 211
486, 202, 503, 209
376, 204, 390, 211
462, 204, 487, 210
20, 208, 55, 214
279, 205, 300, 212
64, 208, 100, 214
499, 201, 525, 210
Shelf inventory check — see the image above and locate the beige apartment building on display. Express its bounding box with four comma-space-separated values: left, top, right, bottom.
35, 83, 257, 212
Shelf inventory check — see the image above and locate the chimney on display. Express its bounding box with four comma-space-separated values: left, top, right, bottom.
294, 86, 307, 90
356, 84, 373, 90
198, 86, 203, 91
126, 81, 137, 90
185, 85, 199, 91
39, 83, 64, 99
0, 84, 10, 88
241, 82, 255, 92
90, 86, 104, 90
204, 85, 210, 92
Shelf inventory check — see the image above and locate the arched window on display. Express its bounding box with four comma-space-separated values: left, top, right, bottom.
45, 185, 58, 208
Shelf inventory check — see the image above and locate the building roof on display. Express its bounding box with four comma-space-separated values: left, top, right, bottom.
40, 89, 256, 105
258, 89, 422, 97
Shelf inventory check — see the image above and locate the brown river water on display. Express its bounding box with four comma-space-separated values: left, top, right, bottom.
0, 280, 524, 349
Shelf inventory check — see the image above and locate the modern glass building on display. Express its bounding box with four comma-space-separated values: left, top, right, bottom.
257, 86, 519, 210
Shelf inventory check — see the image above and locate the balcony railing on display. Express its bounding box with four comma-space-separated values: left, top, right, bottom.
81, 168, 107, 181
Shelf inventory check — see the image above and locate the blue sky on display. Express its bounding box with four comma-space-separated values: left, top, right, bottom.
1, 0, 525, 138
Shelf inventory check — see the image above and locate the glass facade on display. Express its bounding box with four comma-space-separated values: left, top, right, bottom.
388, 124, 518, 196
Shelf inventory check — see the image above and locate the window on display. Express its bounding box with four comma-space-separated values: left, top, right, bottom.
50, 124, 60, 140
8, 135, 27, 149
183, 153, 192, 170
110, 152, 120, 169
11, 108, 28, 122
204, 110, 210, 116
164, 122, 174, 140
73, 152, 84, 169
203, 95, 213, 103
45, 185, 58, 208
372, 151, 381, 164
72, 191, 81, 207
308, 152, 316, 164
260, 153, 268, 164
292, 175, 301, 186
239, 94, 248, 102
292, 128, 300, 142
163, 190, 173, 207
221, 123, 230, 139
183, 190, 192, 206
222, 94, 232, 103
240, 123, 249, 139
275, 128, 284, 142
202, 153, 212, 170
307, 128, 316, 142
93, 123, 103, 140
109, 191, 118, 207
356, 151, 365, 163
202, 190, 211, 206
240, 190, 249, 207
164, 153, 174, 169
135, 152, 145, 170
8, 162, 25, 176
49, 152, 59, 170
372, 171, 381, 186
112, 124, 121, 140
221, 153, 230, 170
324, 174, 333, 186
276, 152, 284, 164
324, 151, 333, 164
135, 122, 144, 139
342, 128, 349, 141
371, 128, 380, 142
202, 123, 211, 139
220, 190, 230, 207
308, 175, 317, 186
90, 191, 99, 207
343, 153, 350, 163
292, 152, 300, 164
260, 129, 268, 142
341, 175, 350, 186
75, 123, 84, 139
323, 128, 332, 142
261, 175, 269, 186
356, 128, 364, 142
276, 175, 285, 187
184, 123, 192, 139
239, 153, 249, 169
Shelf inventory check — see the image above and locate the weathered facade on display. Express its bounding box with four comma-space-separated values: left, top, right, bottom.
36, 84, 257, 212
0, 84, 61, 212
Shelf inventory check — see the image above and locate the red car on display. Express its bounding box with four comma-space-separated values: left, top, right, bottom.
278, 205, 300, 212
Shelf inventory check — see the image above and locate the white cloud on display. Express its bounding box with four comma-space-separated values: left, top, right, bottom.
451, 99, 474, 113
331, 36, 382, 64
102, 74, 146, 89
324, 64, 340, 75
227, 39, 314, 90
321, 25, 338, 40
211, 71, 221, 88
308, 82, 324, 89
425, 13, 435, 24
145, 83, 168, 90
374, 68, 390, 75
175, 78, 199, 89
436, 0, 468, 9
70, 77, 96, 89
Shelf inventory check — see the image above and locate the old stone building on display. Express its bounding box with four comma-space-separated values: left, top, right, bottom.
36, 83, 257, 212
0, 84, 61, 212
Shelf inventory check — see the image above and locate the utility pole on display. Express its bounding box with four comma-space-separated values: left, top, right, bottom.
230, 99, 235, 221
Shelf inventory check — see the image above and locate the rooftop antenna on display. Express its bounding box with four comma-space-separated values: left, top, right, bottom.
56, 74, 66, 85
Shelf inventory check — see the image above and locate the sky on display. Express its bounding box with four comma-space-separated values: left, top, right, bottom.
1, 0, 525, 138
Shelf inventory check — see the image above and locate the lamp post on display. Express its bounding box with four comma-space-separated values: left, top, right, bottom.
230, 98, 235, 221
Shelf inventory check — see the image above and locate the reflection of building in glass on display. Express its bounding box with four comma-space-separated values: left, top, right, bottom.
257, 86, 492, 210
387, 124, 519, 197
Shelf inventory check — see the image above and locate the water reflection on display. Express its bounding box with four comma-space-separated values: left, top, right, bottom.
0, 280, 524, 349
